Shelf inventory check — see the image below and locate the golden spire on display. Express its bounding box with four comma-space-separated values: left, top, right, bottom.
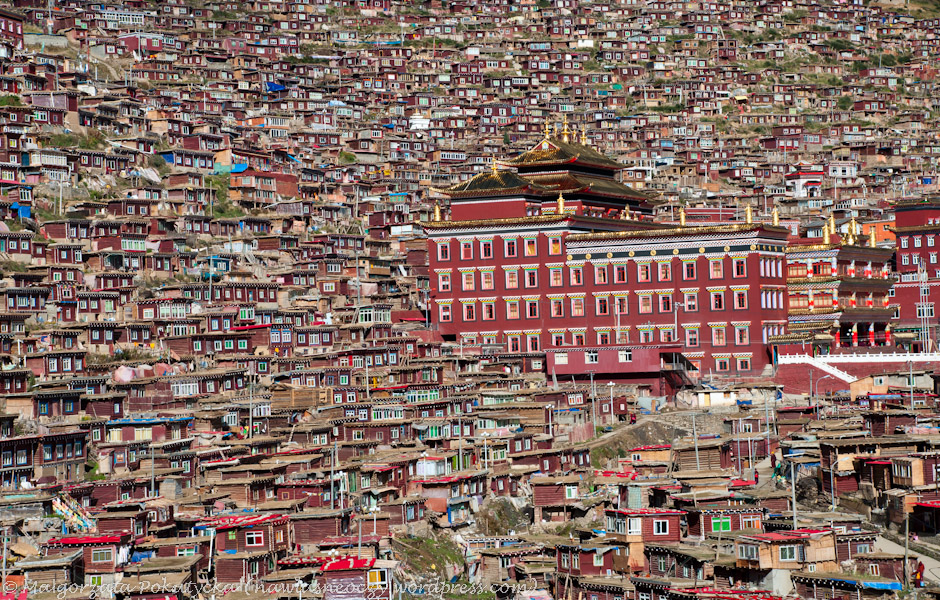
557, 192, 565, 214
543, 117, 551, 139
621, 205, 630, 220
869, 228, 877, 247
679, 207, 686, 227
745, 204, 753, 224
772, 206, 779, 226
561, 114, 570, 143
580, 124, 588, 145
552, 121, 558, 137
828, 213, 836, 235
847, 216, 858, 245
823, 220, 831, 244
433, 202, 442, 222
491, 154, 498, 174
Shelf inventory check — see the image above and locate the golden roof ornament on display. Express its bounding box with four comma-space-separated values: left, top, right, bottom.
823, 221, 831, 244
745, 205, 753, 224
557, 192, 565, 214
828, 213, 836, 234
679, 207, 686, 227
869, 229, 877, 247
580, 125, 588, 145
621, 205, 630, 220
543, 117, 551, 139
561, 115, 570, 143
433, 202, 442, 222
772, 206, 779, 226
491, 155, 498, 174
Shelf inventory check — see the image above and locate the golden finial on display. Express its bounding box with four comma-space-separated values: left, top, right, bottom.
869, 228, 877, 247
679, 207, 686, 227
433, 202, 441, 222
823, 220, 831, 244
552, 121, 558, 137
621, 205, 630, 220
491, 155, 498, 174
580, 125, 588, 145
543, 118, 551, 139
745, 204, 753, 224
772, 206, 779, 226
557, 192, 565, 214
561, 115, 570, 143
828, 213, 836, 235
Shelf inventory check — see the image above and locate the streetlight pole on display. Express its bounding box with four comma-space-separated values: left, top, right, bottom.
607, 382, 615, 425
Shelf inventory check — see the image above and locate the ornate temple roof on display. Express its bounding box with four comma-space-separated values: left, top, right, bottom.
500, 136, 626, 171
432, 169, 540, 198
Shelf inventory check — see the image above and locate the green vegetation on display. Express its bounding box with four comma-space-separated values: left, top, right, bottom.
85, 460, 106, 481
837, 95, 855, 110
338, 151, 357, 164
825, 38, 854, 52
0, 95, 21, 107
48, 130, 107, 150
206, 174, 245, 218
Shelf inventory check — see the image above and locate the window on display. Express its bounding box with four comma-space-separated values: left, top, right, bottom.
526, 300, 538, 318
460, 241, 473, 260
779, 545, 798, 562
482, 302, 495, 320
90, 576, 103, 586
524, 238, 537, 256
504, 239, 517, 257
709, 260, 723, 279
551, 299, 564, 317
549, 237, 562, 255
614, 264, 628, 283
439, 304, 451, 322
737, 357, 751, 371
683, 262, 696, 280
505, 270, 519, 289
618, 350, 632, 362
658, 262, 671, 282
506, 301, 520, 319
565, 485, 578, 499
660, 295, 672, 313
711, 516, 732, 532
595, 266, 608, 285
639, 294, 653, 314
735, 327, 749, 345
462, 272, 474, 291
684, 293, 698, 311
525, 270, 538, 288
368, 570, 388, 590
480, 240, 493, 259
596, 297, 609, 315
550, 268, 563, 287
481, 271, 494, 290
627, 518, 642, 535
686, 328, 699, 347
653, 520, 669, 535
245, 531, 264, 546
711, 292, 724, 310
571, 297, 584, 316
570, 267, 583, 285
713, 327, 726, 346
741, 515, 761, 530
437, 243, 450, 261
638, 263, 651, 282
738, 544, 759, 560
586, 351, 599, 364
92, 549, 113, 562
734, 290, 747, 309
439, 273, 451, 292
733, 258, 746, 277
463, 304, 475, 321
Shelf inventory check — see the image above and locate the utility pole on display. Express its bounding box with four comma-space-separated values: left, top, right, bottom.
905, 512, 911, 590
692, 413, 701, 470
330, 442, 336, 510
790, 458, 798, 530
150, 443, 156, 497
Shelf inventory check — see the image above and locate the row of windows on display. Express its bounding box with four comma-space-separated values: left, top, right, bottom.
439, 290, 757, 322
438, 258, 756, 287
900, 235, 936, 248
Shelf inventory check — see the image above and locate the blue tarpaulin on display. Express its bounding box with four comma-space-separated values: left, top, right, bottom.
230, 163, 249, 173
266, 82, 286, 92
